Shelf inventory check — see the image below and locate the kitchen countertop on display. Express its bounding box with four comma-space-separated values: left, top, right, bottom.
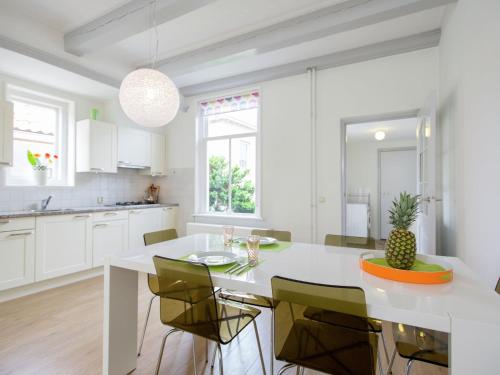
0, 203, 179, 219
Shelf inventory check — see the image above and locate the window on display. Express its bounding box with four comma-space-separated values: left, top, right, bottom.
197, 91, 260, 216
6, 85, 74, 186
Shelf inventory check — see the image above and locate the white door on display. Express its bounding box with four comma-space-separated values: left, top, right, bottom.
161, 206, 177, 229
118, 128, 151, 167
379, 148, 417, 239
92, 220, 128, 267
416, 93, 438, 255
35, 214, 93, 281
150, 133, 167, 176
0, 230, 35, 291
128, 208, 163, 251
0, 101, 13, 166
89, 120, 117, 173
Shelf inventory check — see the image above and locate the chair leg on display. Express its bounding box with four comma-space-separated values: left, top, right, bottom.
270, 310, 274, 375
155, 328, 179, 375
218, 343, 224, 375
386, 348, 397, 375
211, 343, 218, 368
253, 320, 267, 375
205, 338, 209, 363
192, 335, 198, 375
138, 295, 157, 356
405, 359, 414, 375
277, 363, 296, 375
380, 330, 390, 364
377, 348, 383, 375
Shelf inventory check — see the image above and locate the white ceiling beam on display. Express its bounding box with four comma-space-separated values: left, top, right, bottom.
179, 29, 440, 97
155, 0, 455, 75
0, 35, 121, 88
64, 0, 216, 56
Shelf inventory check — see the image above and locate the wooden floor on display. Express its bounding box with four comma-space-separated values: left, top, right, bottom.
0, 275, 447, 375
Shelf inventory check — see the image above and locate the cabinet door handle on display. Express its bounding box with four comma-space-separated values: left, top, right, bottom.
0, 219, 10, 224
74, 214, 91, 219
129, 210, 142, 214
118, 161, 130, 164
90, 167, 104, 171
163, 207, 173, 211
104, 212, 118, 216
0, 162, 11, 166
8, 231, 33, 237
94, 223, 108, 228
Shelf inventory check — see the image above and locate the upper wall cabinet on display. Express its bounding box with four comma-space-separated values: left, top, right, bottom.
141, 133, 167, 177
76, 119, 117, 173
0, 101, 13, 166
117, 127, 151, 168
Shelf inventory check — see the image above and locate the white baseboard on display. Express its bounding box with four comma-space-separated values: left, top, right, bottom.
0, 267, 104, 303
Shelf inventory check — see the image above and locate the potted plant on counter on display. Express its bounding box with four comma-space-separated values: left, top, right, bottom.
27, 150, 58, 186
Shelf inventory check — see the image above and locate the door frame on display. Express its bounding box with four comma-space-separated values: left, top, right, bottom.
340, 109, 419, 236
377, 146, 417, 240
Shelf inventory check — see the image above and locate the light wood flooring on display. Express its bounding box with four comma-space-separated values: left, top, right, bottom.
0, 275, 447, 375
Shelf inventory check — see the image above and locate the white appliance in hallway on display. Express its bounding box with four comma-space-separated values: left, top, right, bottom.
346, 193, 370, 237
379, 148, 417, 239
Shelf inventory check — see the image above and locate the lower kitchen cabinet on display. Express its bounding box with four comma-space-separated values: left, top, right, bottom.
0, 229, 35, 291
92, 219, 128, 266
128, 208, 163, 251
35, 214, 92, 281
161, 206, 177, 229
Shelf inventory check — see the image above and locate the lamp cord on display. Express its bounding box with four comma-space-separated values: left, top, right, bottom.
151, 0, 159, 69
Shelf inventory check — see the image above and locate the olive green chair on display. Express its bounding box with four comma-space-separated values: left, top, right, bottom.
152, 256, 266, 375
138, 228, 178, 356
387, 277, 500, 375
321, 234, 389, 367
324, 234, 377, 250
272, 276, 379, 375
219, 228, 292, 374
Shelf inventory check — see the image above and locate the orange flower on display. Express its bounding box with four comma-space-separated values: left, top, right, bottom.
45, 153, 51, 159
34, 153, 41, 158
53, 155, 59, 160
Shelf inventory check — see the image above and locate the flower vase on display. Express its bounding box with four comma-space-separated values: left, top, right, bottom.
34, 169, 49, 186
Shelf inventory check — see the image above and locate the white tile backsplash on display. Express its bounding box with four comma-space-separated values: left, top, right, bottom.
0, 169, 154, 212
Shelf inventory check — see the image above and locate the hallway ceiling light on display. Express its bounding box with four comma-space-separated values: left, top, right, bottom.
119, 0, 179, 128
374, 130, 386, 141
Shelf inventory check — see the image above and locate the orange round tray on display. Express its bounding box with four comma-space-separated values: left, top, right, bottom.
359, 253, 453, 284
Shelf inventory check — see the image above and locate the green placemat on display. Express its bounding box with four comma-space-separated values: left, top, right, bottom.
238, 241, 292, 252
367, 258, 446, 272
179, 254, 261, 275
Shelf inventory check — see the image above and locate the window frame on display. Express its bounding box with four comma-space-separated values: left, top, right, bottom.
195, 89, 262, 219
5, 84, 75, 187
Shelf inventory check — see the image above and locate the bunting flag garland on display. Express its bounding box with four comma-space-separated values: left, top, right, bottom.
200, 91, 259, 115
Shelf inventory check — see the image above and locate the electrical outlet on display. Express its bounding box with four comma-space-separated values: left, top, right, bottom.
97, 196, 104, 204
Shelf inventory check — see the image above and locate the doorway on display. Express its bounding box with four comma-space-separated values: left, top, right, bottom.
341, 112, 419, 242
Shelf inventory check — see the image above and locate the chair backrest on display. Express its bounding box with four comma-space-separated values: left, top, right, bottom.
144, 228, 178, 246
251, 229, 291, 242
324, 234, 376, 249
496, 277, 500, 295
152, 256, 221, 342
271, 276, 377, 375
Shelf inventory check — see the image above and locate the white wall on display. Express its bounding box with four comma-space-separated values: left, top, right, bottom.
160, 48, 438, 241
347, 138, 417, 239
439, 0, 500, 287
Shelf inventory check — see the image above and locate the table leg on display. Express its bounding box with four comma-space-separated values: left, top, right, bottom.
103, 265, 138, 375
450, 316, 500, 374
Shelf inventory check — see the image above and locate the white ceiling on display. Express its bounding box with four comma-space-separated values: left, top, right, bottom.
0, 0, 450, 99
346, 117, 418, 143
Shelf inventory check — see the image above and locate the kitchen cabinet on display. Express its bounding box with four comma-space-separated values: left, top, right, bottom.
76, 119, 117, 173
117, 127, 151, 168
93, 219, 128, 267
35, 214, 92, 281
128, 208, 163, 250
0, 228, 35, 291
141, 133, 167, 176
161, 206, 177, 229
0, 100, 13, 166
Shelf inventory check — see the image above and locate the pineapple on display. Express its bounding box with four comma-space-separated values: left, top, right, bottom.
385, 192, 419, 270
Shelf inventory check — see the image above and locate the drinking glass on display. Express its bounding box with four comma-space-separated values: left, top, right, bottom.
246, 235, 260, 266
223, 225, 234, 246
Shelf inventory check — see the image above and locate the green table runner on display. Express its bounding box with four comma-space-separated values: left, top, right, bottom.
238, 241, 292, 252
366, 258, 446, 272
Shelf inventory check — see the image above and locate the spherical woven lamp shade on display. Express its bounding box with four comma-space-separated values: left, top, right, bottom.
119, 68, 180, 128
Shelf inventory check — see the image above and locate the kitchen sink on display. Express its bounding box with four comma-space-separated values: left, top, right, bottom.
29, 208, 77, 213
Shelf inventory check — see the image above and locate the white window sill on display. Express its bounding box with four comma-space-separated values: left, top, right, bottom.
192, 213, 264, 221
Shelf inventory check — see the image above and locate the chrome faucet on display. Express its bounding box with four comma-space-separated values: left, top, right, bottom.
41, 195, 53, 211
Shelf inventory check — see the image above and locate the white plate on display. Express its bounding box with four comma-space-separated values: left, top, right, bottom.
188, 251, 238, 266
234, 236, 278, 246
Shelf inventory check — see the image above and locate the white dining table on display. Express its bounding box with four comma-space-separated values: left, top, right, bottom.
103, 233, 500, 375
